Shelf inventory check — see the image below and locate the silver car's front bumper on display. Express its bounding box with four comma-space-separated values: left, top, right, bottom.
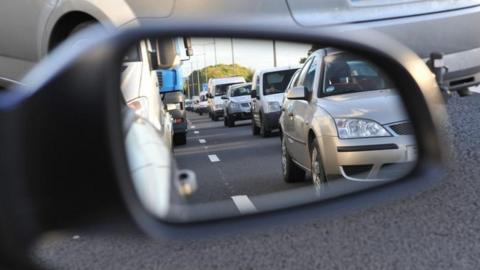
322, 135, 417, 181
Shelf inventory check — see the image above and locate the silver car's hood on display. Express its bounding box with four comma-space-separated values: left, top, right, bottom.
317, 89, 408, 124
230, 95, 251, 103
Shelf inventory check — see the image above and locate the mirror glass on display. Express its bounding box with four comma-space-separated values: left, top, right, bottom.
121, 37, 417, 223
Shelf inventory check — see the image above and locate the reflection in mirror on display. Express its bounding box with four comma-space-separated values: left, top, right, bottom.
121, 37, 417, 223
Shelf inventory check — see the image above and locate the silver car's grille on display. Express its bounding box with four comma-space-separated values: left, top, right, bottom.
241, 103, 250, 108
390, 122, 414, 135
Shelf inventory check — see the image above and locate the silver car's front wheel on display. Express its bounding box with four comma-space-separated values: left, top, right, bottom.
281, 138, 287, 174
281, 135, 305, 183
311, 139, 327, 189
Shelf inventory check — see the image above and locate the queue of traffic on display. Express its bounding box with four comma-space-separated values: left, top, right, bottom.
185, 48, 416, 185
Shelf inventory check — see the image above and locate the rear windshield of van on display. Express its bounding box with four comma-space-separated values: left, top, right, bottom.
263, 69, 297, 95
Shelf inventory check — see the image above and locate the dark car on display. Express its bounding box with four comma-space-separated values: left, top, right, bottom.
163, 91, 188, 145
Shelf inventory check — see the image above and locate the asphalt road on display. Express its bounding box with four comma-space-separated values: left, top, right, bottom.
35, 93, 480, 270
173, 112, 309, 206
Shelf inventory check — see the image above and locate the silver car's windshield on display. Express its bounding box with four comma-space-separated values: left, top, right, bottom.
231, 85, 251, 97
215, 83, 238, 96
322, 53, 394, 96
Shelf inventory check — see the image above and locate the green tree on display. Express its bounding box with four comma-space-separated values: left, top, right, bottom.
186, 64, 254, 95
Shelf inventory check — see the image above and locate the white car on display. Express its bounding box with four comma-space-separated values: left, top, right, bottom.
251, 66, 300, 137
0, 0, 178, 88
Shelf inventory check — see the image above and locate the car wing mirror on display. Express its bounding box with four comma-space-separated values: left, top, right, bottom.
286, 86, 307, 100
0, 25, 446, 249
250, 89, 257, 99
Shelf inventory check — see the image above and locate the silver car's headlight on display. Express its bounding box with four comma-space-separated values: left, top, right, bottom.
335, 118, 391, 139
267, 101, 281, 113
215, 104, 223, 110
229, 102, 240, 109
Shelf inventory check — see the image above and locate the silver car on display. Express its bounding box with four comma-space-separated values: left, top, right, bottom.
222, 83, 252, 127
280, 49, 417, 186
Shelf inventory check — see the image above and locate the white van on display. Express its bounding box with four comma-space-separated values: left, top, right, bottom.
251, 66, 300, 137
206, 76, 246, 121
122, 40, 173, 149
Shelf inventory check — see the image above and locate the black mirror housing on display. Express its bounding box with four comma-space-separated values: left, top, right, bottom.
250, 89, 257, 99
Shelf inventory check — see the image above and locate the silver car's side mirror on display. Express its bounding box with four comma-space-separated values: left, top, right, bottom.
286, 86, 307, 100
0, 25, 446, 243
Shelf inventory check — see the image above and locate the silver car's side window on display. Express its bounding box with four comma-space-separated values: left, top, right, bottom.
296, 57, 314, 87
288, 70, 301, 89
303, 56, 318, 94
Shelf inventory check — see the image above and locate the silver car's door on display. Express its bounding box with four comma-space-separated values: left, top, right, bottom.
224, 88, 231, 115
0, 0, 59, 84
290, 55, 319, 167
282, 66, 304, 158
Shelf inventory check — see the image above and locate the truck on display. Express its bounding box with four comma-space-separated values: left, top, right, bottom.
156, 38, 193, 145
157, 66, 188, 146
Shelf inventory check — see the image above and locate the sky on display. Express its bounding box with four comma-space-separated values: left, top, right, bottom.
181, 37, 312, 78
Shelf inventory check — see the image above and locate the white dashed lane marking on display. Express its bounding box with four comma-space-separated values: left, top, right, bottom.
194, 131, 199, 134
191, 125, 196, 129
470, 86, 480, 94
208, 154, 220, 162
199, 139, 206, 144
231, 195, 257, 214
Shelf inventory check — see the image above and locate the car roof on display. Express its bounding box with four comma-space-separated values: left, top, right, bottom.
255, 65, 301, 75
229, 82, 252, 90
310, 47, 343, 57
209, 76, 246, 85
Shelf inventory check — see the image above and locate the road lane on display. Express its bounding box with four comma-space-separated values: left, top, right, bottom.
174, 112, 310, 205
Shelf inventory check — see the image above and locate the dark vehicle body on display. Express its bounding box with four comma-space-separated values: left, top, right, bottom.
163, 91, 187, 145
